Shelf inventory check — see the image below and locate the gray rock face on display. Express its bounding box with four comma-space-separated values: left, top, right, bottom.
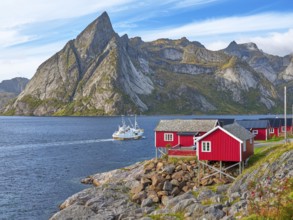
0, 77, 29, 110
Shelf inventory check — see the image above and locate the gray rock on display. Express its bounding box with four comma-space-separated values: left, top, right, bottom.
166, 191, 194, 208
163, 164, 175, 174
204, 205, 225, 219
163, 181, 173, 192
141, 198, 153, 208
198, 189, 216, 200
171, 198, 197, 213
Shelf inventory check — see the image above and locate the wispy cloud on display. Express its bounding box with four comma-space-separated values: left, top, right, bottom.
172, 0, 221, 9
241, 29, 293, 56
0, 0, 135, 47
0, 41, 65, 80
139, 12, 293, 40
204, 29, 293, 56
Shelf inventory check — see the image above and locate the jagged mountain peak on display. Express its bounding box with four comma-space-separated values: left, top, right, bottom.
225, 41, 260, 53
74, 11, 115, 61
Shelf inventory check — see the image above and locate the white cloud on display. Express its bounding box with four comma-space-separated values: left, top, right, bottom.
204, 29, 293, 56
0, 0, 133, 26
140, 12, 293, 40
173, 0, 220, 9
243, 29, 293, 56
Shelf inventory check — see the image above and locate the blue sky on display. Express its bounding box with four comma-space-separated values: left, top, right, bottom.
0, 0, 293, 81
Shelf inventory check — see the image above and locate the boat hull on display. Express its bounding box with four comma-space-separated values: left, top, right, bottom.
112, 135, 143, 140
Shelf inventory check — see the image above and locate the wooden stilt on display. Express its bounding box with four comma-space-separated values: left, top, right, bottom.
219, 161, 221, 179
156, 148, 158, 159
198, 162, 200, 185
239, 162, 242, 174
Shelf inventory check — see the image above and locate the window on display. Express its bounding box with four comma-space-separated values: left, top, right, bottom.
243, 143, 246, 152
281, 126, 286, 132
269, 128, 274, 133
202, 141, 211, 152
164, 133, 173, 141
250, 138, 253, 144
252, 130, 258, 135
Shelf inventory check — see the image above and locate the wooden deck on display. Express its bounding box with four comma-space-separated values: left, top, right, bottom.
168, 146, 196, 157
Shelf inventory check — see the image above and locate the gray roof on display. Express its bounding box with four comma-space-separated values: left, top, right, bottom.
236, 120, 270, 129
155, 119, 218, 132
224, 123, 254, 141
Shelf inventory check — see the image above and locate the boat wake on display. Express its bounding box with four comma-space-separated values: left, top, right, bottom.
1, 138, 114, 151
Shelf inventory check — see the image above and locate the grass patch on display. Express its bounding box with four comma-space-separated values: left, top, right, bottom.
201, 198, 214, 206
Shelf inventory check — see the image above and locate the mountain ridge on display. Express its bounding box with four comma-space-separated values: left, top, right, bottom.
0, 77, 29, 110
2, 12, 292, 116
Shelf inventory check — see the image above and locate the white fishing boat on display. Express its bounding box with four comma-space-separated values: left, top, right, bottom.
112, 115, 144, 140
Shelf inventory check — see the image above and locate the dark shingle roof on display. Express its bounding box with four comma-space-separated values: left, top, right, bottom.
224, 123, 254, 141
280, 118, 293, 126
261, 118, 281, 128
155, 119, 218, 132
218, 118, 235, 126
236, 120, 270, 129
260, 117, 292, 127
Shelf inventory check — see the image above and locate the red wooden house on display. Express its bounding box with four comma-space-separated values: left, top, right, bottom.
196, 123, 254, 162
154, 119, 219, 157
261, 117, 293, 137
261, 118, 281, 138
236, 120, 270, 141
280, 118, 293, 135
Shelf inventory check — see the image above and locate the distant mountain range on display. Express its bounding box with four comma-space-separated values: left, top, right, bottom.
0, 77, 29, 110
2, 12, 292, 116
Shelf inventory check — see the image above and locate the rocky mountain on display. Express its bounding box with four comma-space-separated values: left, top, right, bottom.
2, 12, 292, 116
0, 77, 29, 109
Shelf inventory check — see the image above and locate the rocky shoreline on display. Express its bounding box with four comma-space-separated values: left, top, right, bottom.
50, 144, 293, 220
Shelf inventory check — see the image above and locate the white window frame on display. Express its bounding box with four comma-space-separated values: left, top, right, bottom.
164, 133, 173, 141
202, 141, 211, 152
269, 128, 274, 133
281, 126, 286, 132
252, 130, 258, 135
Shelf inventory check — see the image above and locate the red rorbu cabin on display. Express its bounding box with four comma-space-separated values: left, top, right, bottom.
236, 120, 270, 141
154, 119, 219, 157
196, 123, 254, 162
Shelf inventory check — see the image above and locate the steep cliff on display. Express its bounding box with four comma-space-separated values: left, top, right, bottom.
3, 12, 292, 116
0, 77, 29, 109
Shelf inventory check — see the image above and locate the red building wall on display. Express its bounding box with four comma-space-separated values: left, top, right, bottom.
252, 128, 268, 141
155, 131, 179, 148
178, 135, 194, 147
242, 139, 254, 161
198, 129, 240, 162
269, 128, 279, 138
155, 131, 207, 148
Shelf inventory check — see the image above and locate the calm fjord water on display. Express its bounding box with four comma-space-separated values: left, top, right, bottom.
0, 115, 269, 219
